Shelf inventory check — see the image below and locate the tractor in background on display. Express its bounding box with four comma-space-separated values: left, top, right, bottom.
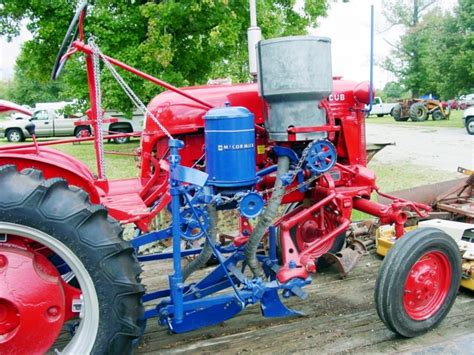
0, 3, 462, 354
391, 98, 450, 122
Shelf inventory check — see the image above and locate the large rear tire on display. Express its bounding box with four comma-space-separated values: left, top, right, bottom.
409, 102, 428, 122
0, 165, 144, 354
374, 227, 461, 338
391, 104, 408, 122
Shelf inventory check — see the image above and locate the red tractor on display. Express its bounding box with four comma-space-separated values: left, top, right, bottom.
0, 4, 461, 354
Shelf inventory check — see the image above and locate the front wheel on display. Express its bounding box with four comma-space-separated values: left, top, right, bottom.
374, 227, 461, 338
0, 165, 144, 354
432, 108, 445, 121
466, 117, 474, 135
6, 128, 24, 142
113, 128, 131, 144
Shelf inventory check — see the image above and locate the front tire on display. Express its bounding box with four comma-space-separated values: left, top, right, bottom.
466, 117, 474, 135
0, 165, 144, 354
374, 228, 461, 338
6, 128, 24, 142
112, 128, 131, 144
432, 108, 444, 121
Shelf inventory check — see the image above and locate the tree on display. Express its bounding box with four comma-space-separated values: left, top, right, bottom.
383, 81, 405, 99
0, 0, 329, 112
432, 0, 474, 98
382, 0, 474, 99
381, 0, 437, 97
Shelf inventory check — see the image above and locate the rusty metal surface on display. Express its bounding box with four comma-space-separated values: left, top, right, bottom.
366, 142, 395, 162
377, 178, 469, 206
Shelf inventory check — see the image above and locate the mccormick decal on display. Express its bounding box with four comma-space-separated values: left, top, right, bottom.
217, 143, 255, 151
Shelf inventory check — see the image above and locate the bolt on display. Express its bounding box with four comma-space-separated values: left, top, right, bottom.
289, 261, 297, 269
45, 306, 61, 322
47, 306, 60, 317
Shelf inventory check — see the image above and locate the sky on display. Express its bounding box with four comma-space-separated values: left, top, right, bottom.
0, 0, 459, 89
312, 0, 458, 89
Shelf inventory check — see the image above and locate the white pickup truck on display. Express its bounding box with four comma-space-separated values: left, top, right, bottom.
0, 108, 144, 143
366, 97, 398, 117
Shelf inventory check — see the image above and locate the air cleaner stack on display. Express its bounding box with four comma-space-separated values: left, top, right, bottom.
257, 36, 333, 142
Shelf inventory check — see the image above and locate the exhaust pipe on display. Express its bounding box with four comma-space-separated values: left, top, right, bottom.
247, 0, 262, 81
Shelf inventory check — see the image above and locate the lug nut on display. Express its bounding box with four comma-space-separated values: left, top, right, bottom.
0, 254, 7, 268
45, 306, 61, 321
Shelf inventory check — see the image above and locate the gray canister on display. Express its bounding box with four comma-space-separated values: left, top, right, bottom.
257, 36, 333, 141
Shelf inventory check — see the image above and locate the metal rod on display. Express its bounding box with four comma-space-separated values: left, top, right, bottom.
249, 0, 257, 27
368, 5, 374, 112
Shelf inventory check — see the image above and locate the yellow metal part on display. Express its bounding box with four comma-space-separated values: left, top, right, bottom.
376, 224, 474, 290
461, 260, 474, 291
375, 224, 417, 257
457, 166, 473, 176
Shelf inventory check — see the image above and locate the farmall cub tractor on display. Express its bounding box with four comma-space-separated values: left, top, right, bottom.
0, 4, 461, 354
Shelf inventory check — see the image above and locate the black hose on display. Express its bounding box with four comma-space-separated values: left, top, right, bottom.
245, 156, 290, 277
183, 205, 217, 281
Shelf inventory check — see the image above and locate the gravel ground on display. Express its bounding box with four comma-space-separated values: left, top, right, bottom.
366, 124, 474, 172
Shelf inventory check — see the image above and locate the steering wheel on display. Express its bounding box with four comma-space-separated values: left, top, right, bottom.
51, 2, 88, 80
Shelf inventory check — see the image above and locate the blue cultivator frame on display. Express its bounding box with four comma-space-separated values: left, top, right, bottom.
131, 139, 311, 333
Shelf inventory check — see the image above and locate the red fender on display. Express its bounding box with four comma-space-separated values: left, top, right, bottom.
0, 147, 100, 203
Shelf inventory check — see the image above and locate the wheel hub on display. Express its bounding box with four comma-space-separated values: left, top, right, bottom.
0, 243, 67, 352
295, 215, 335, 256
403, 251, 451, 320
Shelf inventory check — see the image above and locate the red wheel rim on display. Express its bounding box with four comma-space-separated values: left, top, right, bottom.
403, 251, 451, 320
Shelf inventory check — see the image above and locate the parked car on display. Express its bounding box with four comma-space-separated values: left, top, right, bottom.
365, 97, 398, 117
0, 108, 144, 143
463, 106, 474, 135
458, 94, 474, 109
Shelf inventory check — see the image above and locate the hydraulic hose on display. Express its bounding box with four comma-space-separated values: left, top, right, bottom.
183, 205, 218, 281
245, 156, 290, 277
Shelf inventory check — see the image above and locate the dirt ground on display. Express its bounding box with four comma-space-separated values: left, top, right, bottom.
366, 124, 474, 173
137, 253, 474, 354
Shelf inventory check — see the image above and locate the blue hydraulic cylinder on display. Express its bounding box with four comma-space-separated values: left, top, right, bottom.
204, 104, 257, 188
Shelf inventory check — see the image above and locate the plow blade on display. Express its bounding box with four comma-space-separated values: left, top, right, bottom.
377, 177, 469, 206
260, 289, 303, 318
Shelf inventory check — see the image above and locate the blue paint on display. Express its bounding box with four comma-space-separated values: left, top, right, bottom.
239, 192, 264, 218
305, 140, 337, 174
204, 105, 257, 188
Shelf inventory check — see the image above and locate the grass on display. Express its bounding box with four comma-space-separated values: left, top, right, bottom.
52, 139, 141, 179
366, 109, 465, 128
0, 137, 141, 180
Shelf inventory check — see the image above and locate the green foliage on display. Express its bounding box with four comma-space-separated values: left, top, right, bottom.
1, 0, 328, 112
382, 0, 474, 99
382, 81, 405, 100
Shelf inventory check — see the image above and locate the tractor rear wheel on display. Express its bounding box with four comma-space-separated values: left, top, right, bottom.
374, 227, 461, 338
409, 102, 428, 122
0, 165, 144, 354
391, 104, 408, 122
